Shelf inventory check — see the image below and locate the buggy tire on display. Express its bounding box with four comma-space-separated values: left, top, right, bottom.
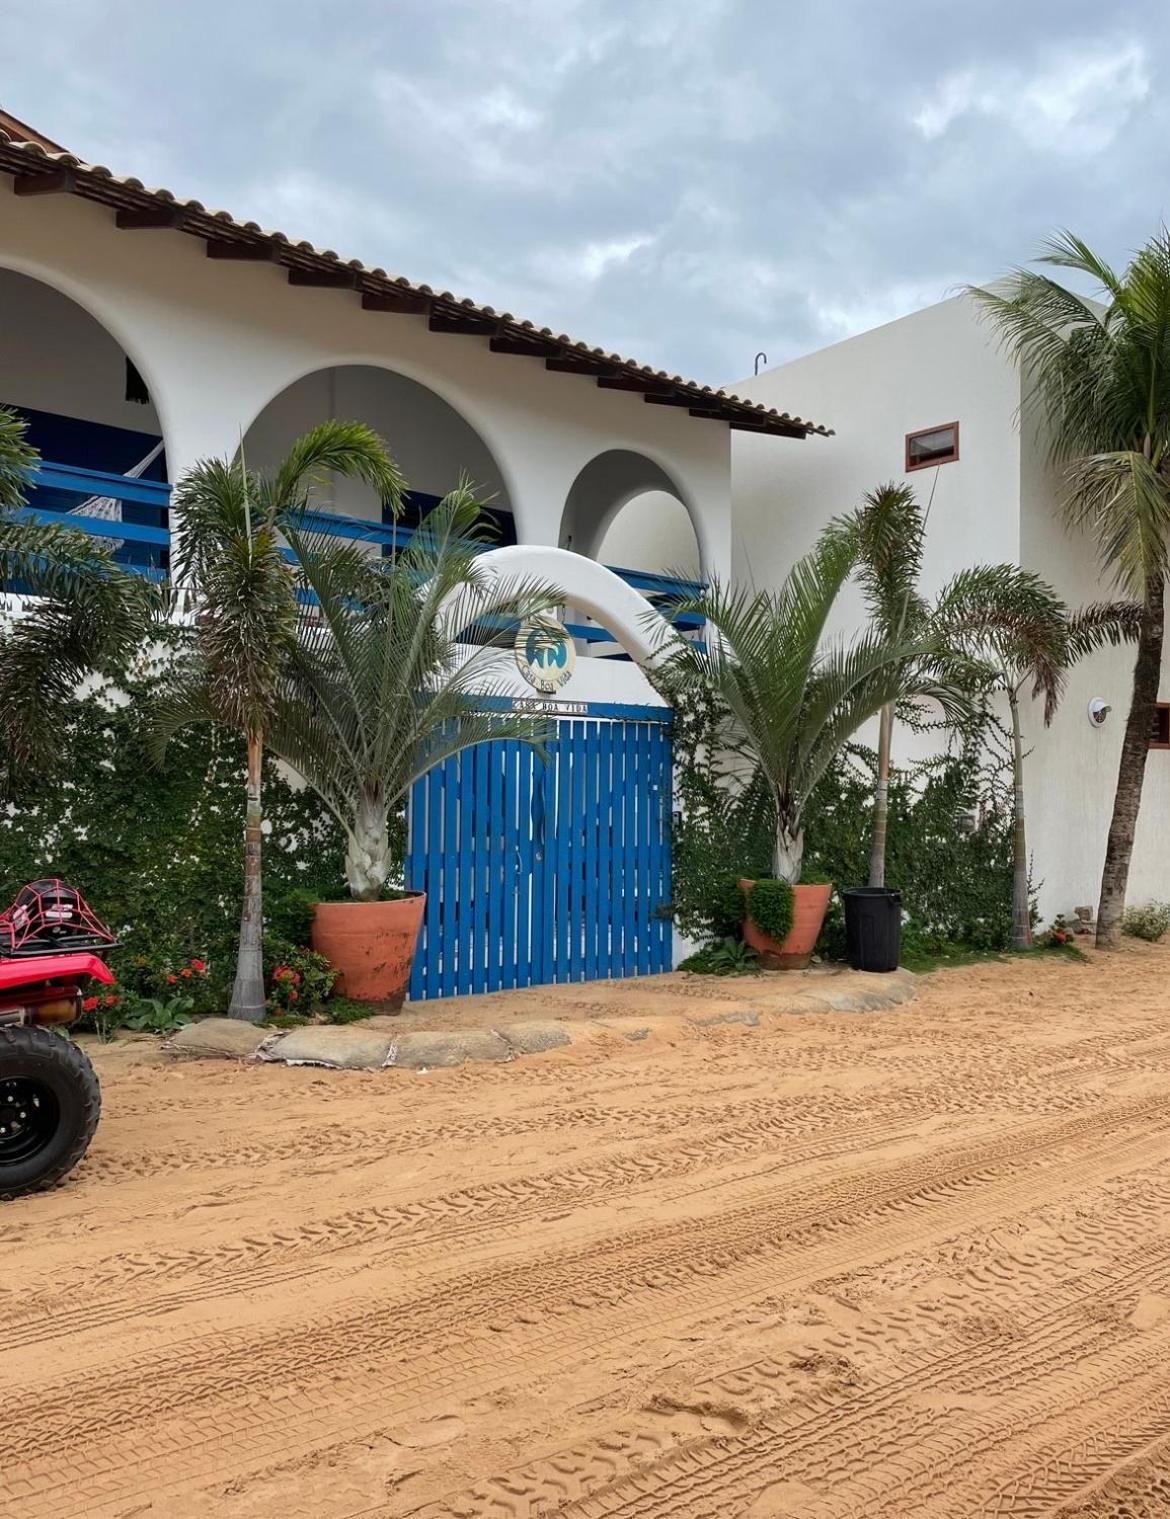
0, 1026, 101, 1199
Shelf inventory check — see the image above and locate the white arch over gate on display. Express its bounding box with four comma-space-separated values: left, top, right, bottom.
450, 545, 687, 669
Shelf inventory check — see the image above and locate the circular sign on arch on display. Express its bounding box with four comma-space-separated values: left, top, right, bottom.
515, 617, 576, 694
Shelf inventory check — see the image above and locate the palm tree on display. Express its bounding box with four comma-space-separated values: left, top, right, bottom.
848, 482, 928, 887
0, 405, 152, 794
153, 421, 405, 1020
848, 483, 1134, 925
267, 484, 557, 899
661, 524, 969, 883
930, 573, 1138, 947
971, 232, 1170, 947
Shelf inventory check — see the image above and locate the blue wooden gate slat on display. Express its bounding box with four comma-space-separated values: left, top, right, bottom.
654, 724, 672, 971
638, 720, 653, 976
583, 721, 599, 982
596, 722, 613, 978
500, 741, 517, 992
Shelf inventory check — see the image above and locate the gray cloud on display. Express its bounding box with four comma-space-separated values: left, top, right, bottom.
6, 0, 1167, 386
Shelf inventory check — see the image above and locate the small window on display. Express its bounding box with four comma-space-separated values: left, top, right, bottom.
1151, 704, 1170, 749
906, 421, 959, 471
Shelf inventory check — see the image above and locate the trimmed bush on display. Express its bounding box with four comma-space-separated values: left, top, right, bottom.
1122, 900, 1170, 942
747, 879, 795, 943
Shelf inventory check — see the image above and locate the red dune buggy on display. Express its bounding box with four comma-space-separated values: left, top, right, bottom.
0, 880, 116, 1198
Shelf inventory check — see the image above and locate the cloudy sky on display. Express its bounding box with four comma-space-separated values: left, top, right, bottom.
4, 1, 1162, 385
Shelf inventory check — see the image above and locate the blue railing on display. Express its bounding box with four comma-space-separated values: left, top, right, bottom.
17, 470, 704, 638
19, 460, 171, 578
288, 508, 706, 644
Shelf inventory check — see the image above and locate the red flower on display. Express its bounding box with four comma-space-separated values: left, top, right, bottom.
190, 958, 206, 973
180, 968, 192, 979
291, 971, 302, 985
166, 974, 177, 985
288, 989, 298, 1002
103, 994, 118, 1007
82, 996, 99, 1013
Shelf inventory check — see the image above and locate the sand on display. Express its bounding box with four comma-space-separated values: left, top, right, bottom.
5, 941, 1170, 1518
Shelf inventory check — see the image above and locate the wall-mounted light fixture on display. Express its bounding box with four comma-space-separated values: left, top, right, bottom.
1088, 697, 1112, 727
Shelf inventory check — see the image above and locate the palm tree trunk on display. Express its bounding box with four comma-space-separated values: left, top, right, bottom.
229, 729, 267, 1021
344, 791, 391, 901
773, 802, 804, 885
1096, 572, 1165, 948
868, 703, 893, 888
1007, 686, 1032, 950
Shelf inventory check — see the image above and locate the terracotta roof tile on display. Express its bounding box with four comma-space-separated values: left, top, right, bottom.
0, 130, 831, 439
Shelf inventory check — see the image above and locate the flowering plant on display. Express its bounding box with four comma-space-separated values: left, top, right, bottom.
264, 941, 337, 1015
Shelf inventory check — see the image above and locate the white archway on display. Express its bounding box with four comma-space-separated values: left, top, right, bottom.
559, 448, 710, 576
241, 363, 516, 539
457, 545, 686, 668
0, 259, 176, 473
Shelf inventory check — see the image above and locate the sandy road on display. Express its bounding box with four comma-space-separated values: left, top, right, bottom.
4, 944, 1170, 1518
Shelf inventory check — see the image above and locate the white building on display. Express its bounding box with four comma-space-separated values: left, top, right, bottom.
0, 121, 826, 994
733, 293, 1168, 924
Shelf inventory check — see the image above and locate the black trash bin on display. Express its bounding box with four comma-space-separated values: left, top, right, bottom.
842, 887, 902, 972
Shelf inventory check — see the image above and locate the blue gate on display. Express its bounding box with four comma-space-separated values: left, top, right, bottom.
406, 705, 672, 998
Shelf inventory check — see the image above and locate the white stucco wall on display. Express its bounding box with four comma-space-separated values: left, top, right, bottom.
732, 295, 1023, 625
0, 189, 733, 577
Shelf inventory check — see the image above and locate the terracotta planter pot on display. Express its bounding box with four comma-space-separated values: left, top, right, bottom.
740, 879, 832, 970
311, 893, 426, 1009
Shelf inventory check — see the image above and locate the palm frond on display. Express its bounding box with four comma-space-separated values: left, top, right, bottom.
1063, 450, 1170, 593
265, 419, 406, 522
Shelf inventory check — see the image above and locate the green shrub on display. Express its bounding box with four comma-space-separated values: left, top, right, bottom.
1122, 900, 1170, 942
803, 740, 1017, 959
265, 887, 321, 948
747, 879, 795, 943
678, 937, 760, 975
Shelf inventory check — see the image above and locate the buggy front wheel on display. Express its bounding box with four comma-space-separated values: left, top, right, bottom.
0, 1026, 101, 1199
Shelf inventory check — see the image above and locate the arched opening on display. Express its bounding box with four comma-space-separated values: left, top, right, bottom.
560, 449, 700, 564
559, 450, 704, 658
242, 365, 515, 546
596, 490, 701, 580
0, 266, 170, 574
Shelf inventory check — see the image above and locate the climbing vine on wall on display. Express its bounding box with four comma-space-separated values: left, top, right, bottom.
0, 650, 347, 980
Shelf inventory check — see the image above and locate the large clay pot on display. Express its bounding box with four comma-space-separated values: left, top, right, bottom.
311, 893, 426, 1008
739, 879, 832, 971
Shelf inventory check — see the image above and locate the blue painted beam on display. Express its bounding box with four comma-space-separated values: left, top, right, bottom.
32, 461, 171, 509
17, 508, 171, 546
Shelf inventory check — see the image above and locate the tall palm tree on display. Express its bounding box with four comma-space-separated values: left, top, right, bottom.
661, 525, 969, 883
931, 573, 1138, 947
153, 421, 405, 1020
0, 405, 152, 794
848, 482, 928, 887
971, 232, 1170, 947
268, 485, 557, 899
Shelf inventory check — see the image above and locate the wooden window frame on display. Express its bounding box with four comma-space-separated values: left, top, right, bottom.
905, 421, 960, 472
1150, 702, 1170, 750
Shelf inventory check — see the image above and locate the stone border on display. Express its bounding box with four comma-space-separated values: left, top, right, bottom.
167, 970, 917, 1072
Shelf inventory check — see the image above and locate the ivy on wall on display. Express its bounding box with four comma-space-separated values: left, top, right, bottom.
0, 663, 347, 979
